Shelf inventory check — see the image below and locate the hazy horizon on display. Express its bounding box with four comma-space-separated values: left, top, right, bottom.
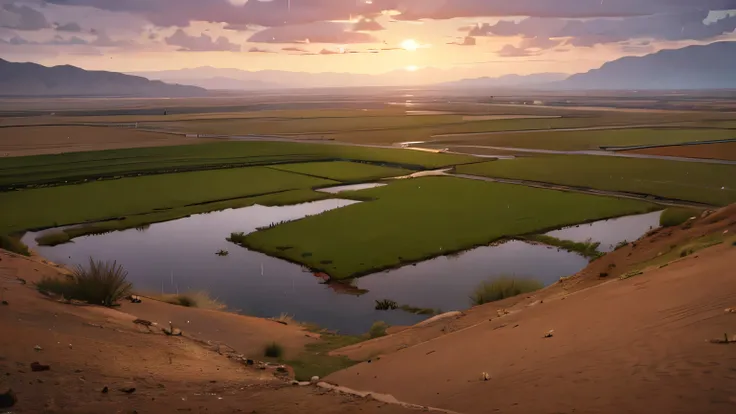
0, 0, 735, 85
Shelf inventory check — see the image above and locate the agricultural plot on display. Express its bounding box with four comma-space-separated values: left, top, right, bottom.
0, 141, 477, 188
0, 167, 336, 233
456, 156, 736, 206
269, 161, 409, 182
432, 128, 736, 151
626, 142, 736, 161
240, 176, 657, 279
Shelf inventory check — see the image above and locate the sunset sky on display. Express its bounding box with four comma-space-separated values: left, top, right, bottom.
1, 0, 735, 82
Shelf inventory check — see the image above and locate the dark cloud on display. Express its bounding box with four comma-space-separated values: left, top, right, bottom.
91, 31, 133, 47
381, 0, 736, 20
248, 22, 378, 44
0, 34, 88, 45
165, 29, 240, 52
55, 22, 82, 32
319, 48, 342, 55
354, 17, 384, 31
248, 46, 275, 53
448, 36, 476, 46
0, 4, 50, 30
471, 11, 736, 46
497, 44, 538, 57
282, 46, 309, 52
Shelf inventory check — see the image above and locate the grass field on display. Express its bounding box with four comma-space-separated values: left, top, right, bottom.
0, 126, 206, 157
0, 167, 336, 233
626, 141, 736, 161
456, 156, 736, 206
0, 141, 477, 188
269, 161, 409, 182
431, 128, 736, 151
239, 176, 657, 279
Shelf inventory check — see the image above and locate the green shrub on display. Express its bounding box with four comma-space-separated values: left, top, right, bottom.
264, 342, 284, 358
369, 321, 388, 338
0, 234, 30, 256
660, 208, 698, 227
470, 277, 543, 306
375, 299, 398, 310
525, 235, 602, 259
35, 231, 72, 247
226, 232, 247, 244
36, 258, 132, 306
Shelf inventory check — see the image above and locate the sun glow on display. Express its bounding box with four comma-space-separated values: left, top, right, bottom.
401, 39, 419, 51
406, 65, 418, 72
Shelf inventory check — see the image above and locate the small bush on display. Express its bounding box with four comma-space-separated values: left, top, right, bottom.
614, 240, 629, 250
599, 272, 609, 278
526, 235, 602, 259
470, 277, 543, 306
0, 234, 30, 256
74, 258, 132, 306
36, 258, 132, 306
369, 321, 388, 338
375, 299, 398, 310
215, 249, 229, 256
264, 342, 284, 358
35, 231, 71, 247
680, 249, 693, 258
660, 208, 698, 227
226, 232, 247, 244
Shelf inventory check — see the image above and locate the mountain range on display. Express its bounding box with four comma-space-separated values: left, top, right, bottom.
558, 41, 736, 90
0, 58, 206, 97
1, 41, 733, 97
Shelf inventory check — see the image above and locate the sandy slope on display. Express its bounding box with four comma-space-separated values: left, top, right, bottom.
327, 220, 736, 413
0, 252, 420, 413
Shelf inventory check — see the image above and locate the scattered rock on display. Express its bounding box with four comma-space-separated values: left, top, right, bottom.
544, 330, 555, 338
725, 308, 736, 313
133, 319, 153, 327
34, 345, 42, 351
1, 300, 7, 305
0, 388, 17, 408
101, 386, 109, 394
30, 362, 50, 372
481, 372, 491, 381
119, 387, 136, 394
310, 376, 320, 384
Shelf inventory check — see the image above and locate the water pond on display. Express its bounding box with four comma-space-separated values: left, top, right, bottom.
23, 201, 657, 334
317, 183, 386, 194
545, 210, 662, 252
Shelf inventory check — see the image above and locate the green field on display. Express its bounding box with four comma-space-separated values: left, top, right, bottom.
432, 128, 736, 151
240, 177, 657, 279
0, 141, 476, 188
456, 156, 736, 206
269, 161, 409, 182
0, 167, 336, 233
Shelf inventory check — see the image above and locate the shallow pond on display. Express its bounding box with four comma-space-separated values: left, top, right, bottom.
545, 210, 662, 252
317, 183, 386, 194
23, 202, 653, 334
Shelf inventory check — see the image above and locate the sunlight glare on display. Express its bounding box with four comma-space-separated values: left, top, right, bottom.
406, 65, 418, 72
401, 39, 419, 51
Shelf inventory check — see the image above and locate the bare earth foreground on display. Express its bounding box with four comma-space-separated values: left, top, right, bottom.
1, 206, 736, 413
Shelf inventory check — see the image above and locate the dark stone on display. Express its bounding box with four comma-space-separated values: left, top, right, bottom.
102, 386, 109, 394
30, 362, 50, 372
0, 389, 17, 408
119, 387, 136, 394
1, 301, 8, 305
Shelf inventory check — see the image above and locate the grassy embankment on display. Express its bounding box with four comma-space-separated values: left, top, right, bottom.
431, 128, 736, 151
238, 176, 657, 279
456, 156, 736, 206
268, 161, 410, 182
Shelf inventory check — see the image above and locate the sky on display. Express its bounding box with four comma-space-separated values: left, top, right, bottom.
1, 0, 735, 82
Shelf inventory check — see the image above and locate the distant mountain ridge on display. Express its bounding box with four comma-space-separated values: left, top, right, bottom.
437, 73, 568, 89
0, 59, 207, 97
559, 41, 736, 90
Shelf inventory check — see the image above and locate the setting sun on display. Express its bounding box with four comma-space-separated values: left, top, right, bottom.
405, 65, 419, 72
401, 39, 419, 51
